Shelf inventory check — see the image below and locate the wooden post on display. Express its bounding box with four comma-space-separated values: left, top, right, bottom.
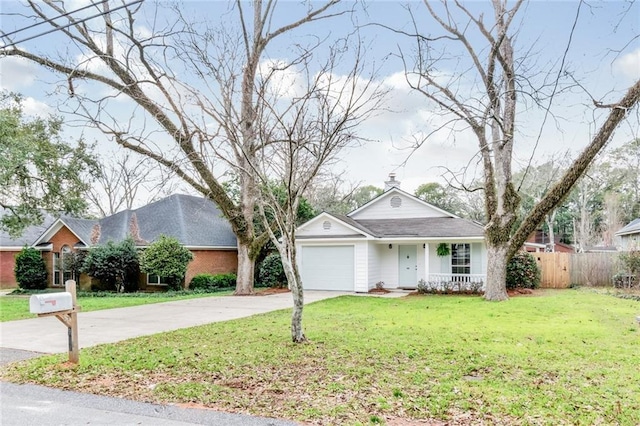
64, 280, 79, 364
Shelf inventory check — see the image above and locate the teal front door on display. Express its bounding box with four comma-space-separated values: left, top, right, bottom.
398, 245, 417, 287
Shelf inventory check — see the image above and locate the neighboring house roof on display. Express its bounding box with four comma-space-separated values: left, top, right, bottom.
616, 218, 640, 236
32, 194, 237, 250
0, 209, 65, 249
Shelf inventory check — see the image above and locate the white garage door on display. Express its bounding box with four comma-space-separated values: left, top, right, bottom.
300, 245, 354, 291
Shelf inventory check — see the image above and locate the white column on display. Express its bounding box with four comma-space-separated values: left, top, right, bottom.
424, 243, 430, 282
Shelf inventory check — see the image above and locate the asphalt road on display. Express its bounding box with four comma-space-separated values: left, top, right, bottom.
0, 380, 297, 426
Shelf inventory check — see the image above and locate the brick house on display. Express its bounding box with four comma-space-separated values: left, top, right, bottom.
1, 194, 237, 290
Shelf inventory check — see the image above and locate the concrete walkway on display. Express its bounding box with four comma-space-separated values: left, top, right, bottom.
0, 291, 348, 354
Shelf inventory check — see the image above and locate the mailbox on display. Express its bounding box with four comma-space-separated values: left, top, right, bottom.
29, 292, 73, 314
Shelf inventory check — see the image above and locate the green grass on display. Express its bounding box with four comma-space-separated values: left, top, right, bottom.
0, 290, 232, 322
2, 289, 639, 425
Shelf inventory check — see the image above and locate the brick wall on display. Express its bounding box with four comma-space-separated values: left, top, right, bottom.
0, 251, 19, 288
185, 250, 238, 288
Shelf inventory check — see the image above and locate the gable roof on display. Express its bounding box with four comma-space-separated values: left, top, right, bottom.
347, 187, 459, 219
616, 218, 640, 236
33, 217, 97, 248
296, 188, 484, 240
296, 212, 374, 238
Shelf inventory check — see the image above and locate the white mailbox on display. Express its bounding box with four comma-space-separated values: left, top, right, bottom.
29, 292, 73, 314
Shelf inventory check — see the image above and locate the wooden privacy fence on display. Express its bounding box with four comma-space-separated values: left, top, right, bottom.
533, 252, 619, 288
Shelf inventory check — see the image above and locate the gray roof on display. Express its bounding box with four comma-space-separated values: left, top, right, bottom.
62, 217, 98, 246
96, 194, 237, 247
616, 218, 640, 236
354, 217, 485, 238
1, 194, 237, 249
0, 209, 62, 248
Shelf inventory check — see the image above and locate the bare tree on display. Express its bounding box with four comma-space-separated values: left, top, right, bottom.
249, 43, 384, 342
88, 152, 179, 217
1, 0, 350, 294
402, 0, 640, 300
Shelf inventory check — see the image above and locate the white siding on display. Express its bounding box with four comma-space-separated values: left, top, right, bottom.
416, 244, 426, 282
354, 241, 369, 292
350, 192, 449, 220
367, 242, 383, 290
297, 216, 364, 237
379, 244, 399, 288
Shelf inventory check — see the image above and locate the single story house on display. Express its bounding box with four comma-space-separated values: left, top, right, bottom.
616, 218, 640, 251
1, 194, 237, 290
0, 212, 59, 289
295, 185, 487, 292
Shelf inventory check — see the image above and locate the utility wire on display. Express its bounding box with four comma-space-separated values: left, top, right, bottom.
2, 0, 109, 39
0, 0, 144, 49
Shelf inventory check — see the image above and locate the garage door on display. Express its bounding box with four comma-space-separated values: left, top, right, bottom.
300, 245, 354, 291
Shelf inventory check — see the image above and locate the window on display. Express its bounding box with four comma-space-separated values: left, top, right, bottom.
147, 274, 170, 286
53, 253, 61, 286
61, 245, 73, 283
451, 243, 471, 275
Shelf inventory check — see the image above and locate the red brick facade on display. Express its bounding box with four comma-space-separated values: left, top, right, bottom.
2, 225, 238, 290
185, 250, 238, 288
0, 251, 19, 289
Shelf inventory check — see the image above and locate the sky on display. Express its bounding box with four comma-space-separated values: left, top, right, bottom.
1, 0, 639, 199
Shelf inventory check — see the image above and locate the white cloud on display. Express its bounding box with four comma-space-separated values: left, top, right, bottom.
21, 97, 52, 116
614, 48, 640, 80
0, 56, 38, 91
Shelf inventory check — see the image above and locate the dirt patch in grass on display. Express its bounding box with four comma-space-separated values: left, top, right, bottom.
253, 287, 290, 296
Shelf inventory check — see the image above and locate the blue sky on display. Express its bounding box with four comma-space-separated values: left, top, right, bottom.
1, 0, 639, 196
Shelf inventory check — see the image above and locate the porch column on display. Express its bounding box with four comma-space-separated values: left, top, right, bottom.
424, 243, 430, 282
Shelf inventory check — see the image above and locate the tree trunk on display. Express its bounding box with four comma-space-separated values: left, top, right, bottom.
277, 235, 307, 343
484, 244, 509, 301
234, 242, 254, 295
290, 273, 306, 343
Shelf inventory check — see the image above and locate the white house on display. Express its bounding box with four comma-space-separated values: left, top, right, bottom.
616, 218, 640, 251
295, 187, 487, 292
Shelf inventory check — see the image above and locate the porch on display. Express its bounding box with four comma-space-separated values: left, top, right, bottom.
398, 273, 486, 292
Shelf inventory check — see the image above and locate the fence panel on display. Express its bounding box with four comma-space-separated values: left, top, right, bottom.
569, 252, 618, 287
534, 252, 571, 288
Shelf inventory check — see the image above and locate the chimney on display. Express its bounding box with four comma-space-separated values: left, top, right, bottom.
384, 173, 401, 191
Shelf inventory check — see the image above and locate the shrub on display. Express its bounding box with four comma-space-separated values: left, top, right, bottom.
82, 238, 140, 292
189, 273, 237, 292
257, 253, 287, 288
506, 251, 541, 290
14, 247, 48, 290
139, 235, 193, 291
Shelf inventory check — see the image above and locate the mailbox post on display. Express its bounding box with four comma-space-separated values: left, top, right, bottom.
29, 280, 80, 364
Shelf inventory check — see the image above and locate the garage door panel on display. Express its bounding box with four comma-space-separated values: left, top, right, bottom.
300, 246, 354, 291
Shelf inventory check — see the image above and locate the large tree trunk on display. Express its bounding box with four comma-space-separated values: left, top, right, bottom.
235, 242, 254, 295
484, 244, 509, 301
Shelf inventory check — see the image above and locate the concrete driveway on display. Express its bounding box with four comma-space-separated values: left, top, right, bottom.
0, 290, 347, 354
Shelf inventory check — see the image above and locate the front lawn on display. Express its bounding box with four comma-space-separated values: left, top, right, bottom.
0, 290, 232, 322
2, 290, 638, 425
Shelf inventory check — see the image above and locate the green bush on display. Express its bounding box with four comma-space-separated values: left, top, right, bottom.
139, 235, 193, 291
257, 253, 287, 288
189, 273, 236, 292
81, 238, 140, 292
14, 247, 48, 290
506, 251, 541, 290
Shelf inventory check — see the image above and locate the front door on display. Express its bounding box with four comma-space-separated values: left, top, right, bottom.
398, 245, 417, 287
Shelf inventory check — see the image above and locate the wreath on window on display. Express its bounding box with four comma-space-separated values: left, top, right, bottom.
436, 243, 450, 257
